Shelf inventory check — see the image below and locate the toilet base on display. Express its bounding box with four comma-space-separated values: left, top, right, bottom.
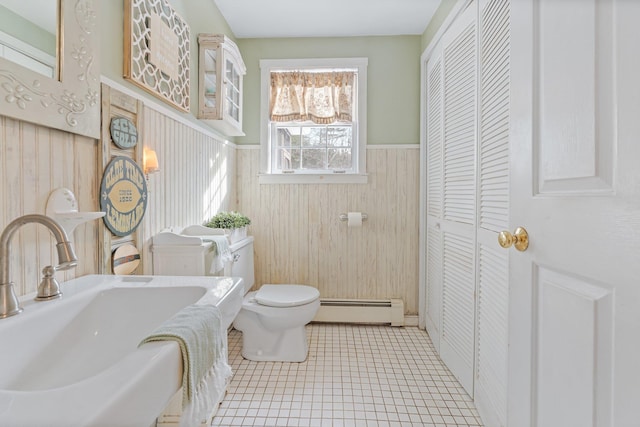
239, 323, 310, 362
233, 290, 320, 362
233, 306, 313, 362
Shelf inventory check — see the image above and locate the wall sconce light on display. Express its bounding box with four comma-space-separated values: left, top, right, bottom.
143, 148, 160, 179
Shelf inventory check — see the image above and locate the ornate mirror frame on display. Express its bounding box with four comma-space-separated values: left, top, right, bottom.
0, 0, 100, 139
124, 0, 190, 113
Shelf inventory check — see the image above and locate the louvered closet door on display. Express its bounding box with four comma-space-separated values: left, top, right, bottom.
474, 0, 510, 425
424, 41, 444, 352
438, 3, 477, 396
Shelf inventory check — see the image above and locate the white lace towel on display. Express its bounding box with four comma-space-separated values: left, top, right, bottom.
208, 235, 233, 274
139, 304, 232, 427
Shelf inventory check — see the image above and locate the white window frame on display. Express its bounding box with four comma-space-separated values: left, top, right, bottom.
259, 58, 368, 184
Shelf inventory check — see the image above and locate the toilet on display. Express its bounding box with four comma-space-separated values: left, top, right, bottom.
152, 226, 320, 362
228, 239, 320, 362
233, 284, 320, 362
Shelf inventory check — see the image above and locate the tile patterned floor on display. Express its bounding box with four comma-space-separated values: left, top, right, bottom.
213, 324, 483, 427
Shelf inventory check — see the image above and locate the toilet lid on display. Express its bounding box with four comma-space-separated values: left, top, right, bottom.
255, 285, 320, 307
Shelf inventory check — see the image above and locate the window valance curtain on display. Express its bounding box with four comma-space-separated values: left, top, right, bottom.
269, 71, 355, 124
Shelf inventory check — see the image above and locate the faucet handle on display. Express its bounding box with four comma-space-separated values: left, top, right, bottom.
35, 265, 62, 301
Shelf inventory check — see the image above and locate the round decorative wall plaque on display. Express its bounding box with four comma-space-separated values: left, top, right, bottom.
100, 156, 148, 237
112, 243, 141, 275
109, 117, 138, 149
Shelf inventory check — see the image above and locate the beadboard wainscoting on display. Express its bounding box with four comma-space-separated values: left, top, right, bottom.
0, 116, 101, 296
139, 105, 237, 274
1, 82, 238, 294
1, 88, 414, 312
236, 145, 420, 315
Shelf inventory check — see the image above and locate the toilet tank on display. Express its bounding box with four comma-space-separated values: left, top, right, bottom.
151, 232, 215, 276
227, 237, 255, 294
152, 230, 254, 295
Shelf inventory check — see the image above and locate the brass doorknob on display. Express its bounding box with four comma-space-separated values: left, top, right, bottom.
498, 227, 529, 252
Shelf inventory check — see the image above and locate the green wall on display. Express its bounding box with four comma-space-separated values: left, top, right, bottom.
99, 0, 235, 134
97, 2, 438, 145
422, 0, 459, 51
237, 36, 421, 145
0, 5, 56, 56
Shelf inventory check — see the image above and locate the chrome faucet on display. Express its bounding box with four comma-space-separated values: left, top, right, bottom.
0, 214, 78, 318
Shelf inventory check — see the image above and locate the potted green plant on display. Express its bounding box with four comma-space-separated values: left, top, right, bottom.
205, 211, 251, 242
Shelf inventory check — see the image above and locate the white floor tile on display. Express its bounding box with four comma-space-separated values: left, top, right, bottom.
214, 324, 483, 426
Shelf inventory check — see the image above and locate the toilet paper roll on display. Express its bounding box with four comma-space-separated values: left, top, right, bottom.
347, 212, 363, 227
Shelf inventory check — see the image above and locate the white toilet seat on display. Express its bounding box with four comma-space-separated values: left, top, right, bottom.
255, 284, 319, 307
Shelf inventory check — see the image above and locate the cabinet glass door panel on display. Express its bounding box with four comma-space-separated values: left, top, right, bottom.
204, 73, 216, 93
226, 59, 233, 80
204, 50, 217, 72
198, 34, 245, 135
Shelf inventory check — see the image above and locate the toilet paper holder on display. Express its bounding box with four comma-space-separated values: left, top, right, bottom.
339, 213, 368, 222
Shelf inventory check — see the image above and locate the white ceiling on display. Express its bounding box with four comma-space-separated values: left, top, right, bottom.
212, 0, 442, 39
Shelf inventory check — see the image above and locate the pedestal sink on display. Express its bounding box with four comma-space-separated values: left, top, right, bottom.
0, 274, 244, 427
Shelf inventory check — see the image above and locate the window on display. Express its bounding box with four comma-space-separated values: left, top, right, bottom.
274, 124, 353, 171
259, 58, 368, 184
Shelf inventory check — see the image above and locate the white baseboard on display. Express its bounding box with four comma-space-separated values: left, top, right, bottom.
404, 315, 419, 327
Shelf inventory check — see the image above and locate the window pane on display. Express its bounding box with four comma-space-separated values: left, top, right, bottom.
233, 70, 240, 88
204, 72, 216, 96
226, 60, 233, 80
328, 148, 352, 169
301, 148, 327, 169
273, 124, 353, 171
277, 148, 300, 170
302, 127, 327, 147
327, 126, 352, 147
276, 127, 301, 147
204, 49, 216, 71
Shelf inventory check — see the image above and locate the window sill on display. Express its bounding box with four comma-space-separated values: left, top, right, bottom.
258, 173, 368, 185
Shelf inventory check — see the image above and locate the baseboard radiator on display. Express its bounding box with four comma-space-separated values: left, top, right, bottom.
313, 298, 404, 327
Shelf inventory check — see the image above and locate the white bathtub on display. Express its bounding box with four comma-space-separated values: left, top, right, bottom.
0, 274, 244, 427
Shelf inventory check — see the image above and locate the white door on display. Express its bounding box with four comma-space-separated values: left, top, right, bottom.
474, 0, 510, 425
508, 1, 640, 426
424, 40, 443, 353
423, 3, 511, 412
438, 2, 477, 395
423, 1, 478, 394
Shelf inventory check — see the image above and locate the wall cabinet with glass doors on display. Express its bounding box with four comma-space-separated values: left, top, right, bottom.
197, 34, 246, 136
